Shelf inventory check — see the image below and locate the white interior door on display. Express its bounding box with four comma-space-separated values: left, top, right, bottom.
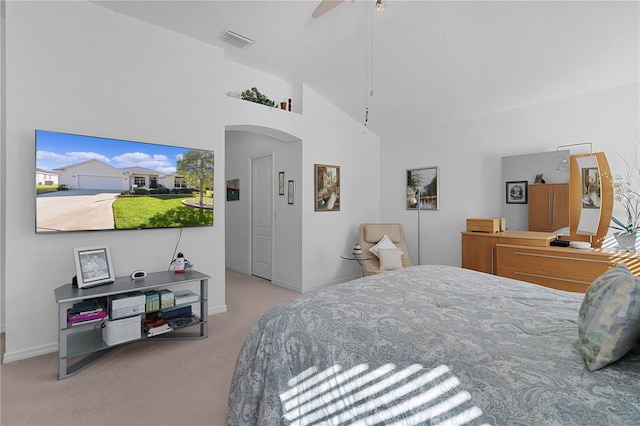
252, 155, 273, 280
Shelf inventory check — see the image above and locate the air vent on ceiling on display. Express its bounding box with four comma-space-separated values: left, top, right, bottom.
219, 29, 254, 49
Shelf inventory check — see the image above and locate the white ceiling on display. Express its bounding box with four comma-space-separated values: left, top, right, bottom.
92, 0, 639, 140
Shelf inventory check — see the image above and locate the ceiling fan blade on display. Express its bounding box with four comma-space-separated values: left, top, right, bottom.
312, 0, 344, 18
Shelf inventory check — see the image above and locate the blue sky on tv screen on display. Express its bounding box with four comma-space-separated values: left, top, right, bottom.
36, 130, 201, 175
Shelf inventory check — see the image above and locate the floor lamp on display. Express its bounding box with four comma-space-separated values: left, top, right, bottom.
407, 188, 421, 265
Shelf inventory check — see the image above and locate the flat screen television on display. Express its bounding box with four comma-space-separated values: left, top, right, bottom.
35, 130, 214, 233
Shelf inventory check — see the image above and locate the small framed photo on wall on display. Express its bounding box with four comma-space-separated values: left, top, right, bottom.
278, 172, 285, 196
506, 181, 528, 204
288, 180, 295, 205
226, 179, 240, 201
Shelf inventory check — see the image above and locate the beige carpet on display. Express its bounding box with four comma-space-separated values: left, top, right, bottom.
0, 269, 298, 426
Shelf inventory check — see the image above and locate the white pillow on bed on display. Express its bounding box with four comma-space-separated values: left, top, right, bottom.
378, 248, 403, 270
369, 234, 403, 258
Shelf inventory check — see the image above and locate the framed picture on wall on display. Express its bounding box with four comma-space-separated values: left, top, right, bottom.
406, 166, 439, 210
278, 172, 285, 195
288, 180, 295, 205
314, 164, 340, 211
506, 181, 528, 204
226, 179, 240, 201
73, 245, 115, 288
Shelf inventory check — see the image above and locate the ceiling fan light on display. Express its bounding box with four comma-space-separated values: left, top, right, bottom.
376, 0, 384, 12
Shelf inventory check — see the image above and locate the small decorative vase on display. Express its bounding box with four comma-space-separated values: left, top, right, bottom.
352, 243, 363, 256
614, 232, 638, 252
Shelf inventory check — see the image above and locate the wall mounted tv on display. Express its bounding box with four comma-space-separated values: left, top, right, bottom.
35, 130, 214, 233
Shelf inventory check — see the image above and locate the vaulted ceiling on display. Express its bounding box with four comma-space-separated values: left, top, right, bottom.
93, 1, 639, 140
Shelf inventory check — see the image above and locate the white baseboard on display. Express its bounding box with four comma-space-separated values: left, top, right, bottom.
270, 278, 301, 293
300, 275, 359, 293
225, 265, 250, 275
208, 303, 227, 316
3, 341, 58, 364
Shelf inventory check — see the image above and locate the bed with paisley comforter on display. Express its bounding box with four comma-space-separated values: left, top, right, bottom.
227, 265, 640, 425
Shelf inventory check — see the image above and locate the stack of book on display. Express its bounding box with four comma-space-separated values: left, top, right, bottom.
144, 291, 160, 312
68, 300, 108, 325
142, 314, 172, 337
158, 289, 175, 309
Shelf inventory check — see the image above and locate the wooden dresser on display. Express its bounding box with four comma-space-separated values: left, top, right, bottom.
461, 231, 556, 275
496, 244, 640, 293
462, 230, 640, 292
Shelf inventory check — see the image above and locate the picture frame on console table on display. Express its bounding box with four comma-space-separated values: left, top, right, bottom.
73, 245, 115, 288
506, 181, 528, 204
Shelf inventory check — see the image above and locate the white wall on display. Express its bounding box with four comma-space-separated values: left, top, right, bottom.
224, 84, 380, 293
2, 1, 381, 361
225, 130, 303, 291
225, 60, 299, 114
1, 0, 7, 332
301, 86, 381, 291
2, 1, 226, 362
380, 83, 640, 267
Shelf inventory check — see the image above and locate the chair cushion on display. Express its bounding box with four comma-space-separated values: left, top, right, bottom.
578, 264, 640, 371
378, 248, 403, 270
364, 225, 403, 244
369, 235, 403, 258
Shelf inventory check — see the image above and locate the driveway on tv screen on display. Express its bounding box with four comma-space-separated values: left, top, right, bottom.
36, 189, 119, 232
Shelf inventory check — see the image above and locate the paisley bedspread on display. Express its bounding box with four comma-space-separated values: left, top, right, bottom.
227, 265, 640, 425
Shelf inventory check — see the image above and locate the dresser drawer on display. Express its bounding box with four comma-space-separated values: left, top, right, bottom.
495, 244, 623, 292
498, 266, 592, 293
497, 245, 616, 278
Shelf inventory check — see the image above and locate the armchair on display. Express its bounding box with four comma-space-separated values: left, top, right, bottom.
358, 223, 412, 276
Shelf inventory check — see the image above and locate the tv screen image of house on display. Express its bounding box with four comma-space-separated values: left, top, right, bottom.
35, 130, 214, 233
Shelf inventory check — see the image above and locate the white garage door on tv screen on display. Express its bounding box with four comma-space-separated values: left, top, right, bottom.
35, 130, 214, 233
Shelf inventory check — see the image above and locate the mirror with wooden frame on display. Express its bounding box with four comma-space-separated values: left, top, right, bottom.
568, 152, 613, 248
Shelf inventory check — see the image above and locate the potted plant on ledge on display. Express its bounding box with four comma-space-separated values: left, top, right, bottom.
240, 87, 275, 107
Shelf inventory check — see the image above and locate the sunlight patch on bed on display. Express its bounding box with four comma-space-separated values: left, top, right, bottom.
280, 363, 487, 425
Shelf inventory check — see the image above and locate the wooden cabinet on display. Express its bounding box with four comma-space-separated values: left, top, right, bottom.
528, 183, 569, 232
461, 231, 556, 275
462, 232, 499, 274
496, 244, 640, 292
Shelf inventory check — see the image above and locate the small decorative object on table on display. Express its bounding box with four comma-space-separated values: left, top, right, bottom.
170, 252, 192, 273
352, 243, 363, 256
